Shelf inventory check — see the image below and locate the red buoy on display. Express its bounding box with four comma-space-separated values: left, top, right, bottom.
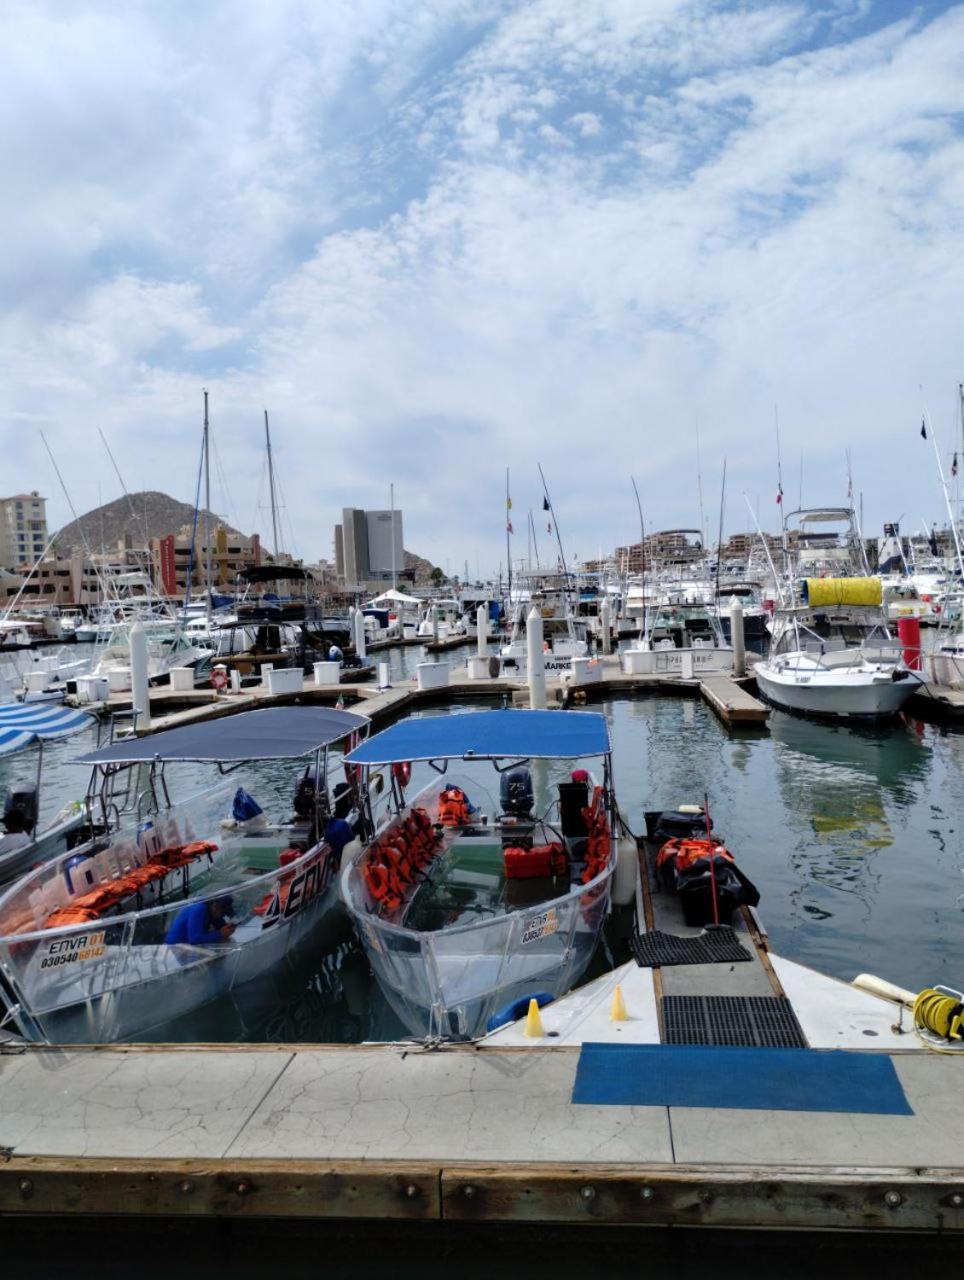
897, 616, 922, 671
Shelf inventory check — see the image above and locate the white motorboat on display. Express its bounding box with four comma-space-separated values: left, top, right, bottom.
341, 709, 625, 1040
499, 576, 590, 677
622, 591, 733, 676
0, 705, 369, 1044
754, 639, 922, 718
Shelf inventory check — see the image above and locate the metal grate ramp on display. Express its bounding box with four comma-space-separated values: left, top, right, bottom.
662, 995, 808, 1048
632, 926, 752, 968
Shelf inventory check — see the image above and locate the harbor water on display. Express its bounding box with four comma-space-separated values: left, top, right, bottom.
2, 685, 962, 1043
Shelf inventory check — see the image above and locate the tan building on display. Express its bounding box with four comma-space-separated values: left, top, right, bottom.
0, 551, 101, 608
0, 492, 47, 570
150, 527, 262, 597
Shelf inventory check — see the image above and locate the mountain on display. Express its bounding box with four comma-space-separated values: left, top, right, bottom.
53, 491, 247, 554
403, 550, 442, 585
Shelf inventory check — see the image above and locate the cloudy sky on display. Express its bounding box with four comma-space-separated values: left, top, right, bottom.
3, 0, 964, 574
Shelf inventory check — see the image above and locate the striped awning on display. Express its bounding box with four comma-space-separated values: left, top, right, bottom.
0, 702, 95, 756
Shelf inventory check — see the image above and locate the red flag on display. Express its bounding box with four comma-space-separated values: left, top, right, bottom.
776, 484, 783, 505
506, 520, 513, 535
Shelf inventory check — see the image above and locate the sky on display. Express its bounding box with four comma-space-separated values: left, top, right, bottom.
3, 0, 964, 575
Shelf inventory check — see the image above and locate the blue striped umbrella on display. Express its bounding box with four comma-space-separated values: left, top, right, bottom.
0, 703, 94, 757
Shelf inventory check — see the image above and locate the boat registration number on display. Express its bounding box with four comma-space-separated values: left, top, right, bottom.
40, 931, 106, 968
522, 908, 558, 945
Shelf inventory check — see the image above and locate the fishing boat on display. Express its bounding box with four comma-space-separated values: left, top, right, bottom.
499, 575, 590, 677
0, 706, 369, 1044
0, 702, 98, 888
341, 709, 629, 1040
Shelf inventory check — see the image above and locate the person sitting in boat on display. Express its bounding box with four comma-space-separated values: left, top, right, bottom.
0, 810, 30, 858
165, 896, 236, 947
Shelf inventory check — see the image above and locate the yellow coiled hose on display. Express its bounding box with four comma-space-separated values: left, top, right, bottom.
914, 988, 964, 1052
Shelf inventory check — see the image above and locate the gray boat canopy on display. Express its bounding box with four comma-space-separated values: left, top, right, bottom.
76, 706, 370, 766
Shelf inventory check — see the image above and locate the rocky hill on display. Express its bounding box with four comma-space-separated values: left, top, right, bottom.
403, 550, 442, 585
54, 491, 247, 553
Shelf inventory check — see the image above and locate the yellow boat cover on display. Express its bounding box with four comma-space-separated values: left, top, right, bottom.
804, 577, 882, 607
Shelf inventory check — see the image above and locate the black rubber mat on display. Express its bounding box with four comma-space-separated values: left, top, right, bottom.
631, 926, 752, 968
662, 995, 808, 1048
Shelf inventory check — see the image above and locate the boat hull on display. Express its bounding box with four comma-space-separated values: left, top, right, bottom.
754, 662, 922, 719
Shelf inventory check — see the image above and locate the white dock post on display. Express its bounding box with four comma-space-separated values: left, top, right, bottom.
476, 604, 488, 656
128, 619, 151, 731
431, 605, 439, 642
600, 596, 612, 655
730, 596, 746, 677
526, 606, 547, 710
354, 608, 367, 661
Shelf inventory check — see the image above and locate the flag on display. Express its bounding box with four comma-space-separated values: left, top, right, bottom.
921, 419, 927, 439
954, 453, 959, 478
776, 482, 783, 505
547, 521, 552, 534
542, 496, 551, 511
506, 519, 513, 535
506, 496, 512, 509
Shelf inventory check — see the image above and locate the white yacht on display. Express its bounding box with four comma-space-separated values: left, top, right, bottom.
499, 575, 589, 677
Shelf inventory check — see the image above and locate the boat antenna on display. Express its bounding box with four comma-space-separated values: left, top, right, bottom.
529, 509, 542, 570
203, 391, 213, 618
181, 426, 206, 619
264, 409, 281, 559
505, 467, 512, 604
97, 427, 150, 552
631, 475, 647, 639
743, 493, 784, 607
846, 449, 871, 574
713, 457, 727, 605
695, 415, 707, 553
922, 399, 964, 580
537, 461, 572, 587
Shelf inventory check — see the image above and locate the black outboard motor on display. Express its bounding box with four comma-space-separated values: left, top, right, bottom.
3, 786, 38, 836
500, 766, 534, 819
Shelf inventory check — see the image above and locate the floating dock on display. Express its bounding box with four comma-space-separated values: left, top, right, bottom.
82, 653, 771, 734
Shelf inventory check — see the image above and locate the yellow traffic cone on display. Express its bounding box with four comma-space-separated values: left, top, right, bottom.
523, 997, 546, 1037
610, 984, 628, 1022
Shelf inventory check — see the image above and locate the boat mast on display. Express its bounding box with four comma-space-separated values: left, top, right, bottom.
204, 390, 212, 622
264, 409, 281, 560
923, 405, 964, 580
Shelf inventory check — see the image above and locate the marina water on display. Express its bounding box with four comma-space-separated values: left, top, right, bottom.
3, 690, 962, 1042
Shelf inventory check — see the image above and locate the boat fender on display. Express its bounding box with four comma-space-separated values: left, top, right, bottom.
611, 836, 637, 906
392, 761, 412, 788
486, 991, 555, 1034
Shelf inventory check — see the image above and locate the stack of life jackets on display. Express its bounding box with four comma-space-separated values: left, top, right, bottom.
437, 786, 471, 827
44, 841, 219, 930
655, 836, 760, 927
503, 841, 568, 880
579, 786, 611, 884
362, 807, 442, 915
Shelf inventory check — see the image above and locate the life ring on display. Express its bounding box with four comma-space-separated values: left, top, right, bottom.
392, 760, 412, 788
210, 667, 229, 692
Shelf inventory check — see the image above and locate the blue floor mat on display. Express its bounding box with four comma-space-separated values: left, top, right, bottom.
572, 1043, 913, 1115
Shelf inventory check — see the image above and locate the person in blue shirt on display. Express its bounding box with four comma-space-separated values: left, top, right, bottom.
324, 816, 355, 866
165, 896, 236, 946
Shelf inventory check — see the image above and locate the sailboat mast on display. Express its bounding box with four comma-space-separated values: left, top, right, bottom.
264, 409, 281, 559
203, 390, 212, 620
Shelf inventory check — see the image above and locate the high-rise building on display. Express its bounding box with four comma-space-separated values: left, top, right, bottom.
334, 507, 404, 585
0, 492, 47, 570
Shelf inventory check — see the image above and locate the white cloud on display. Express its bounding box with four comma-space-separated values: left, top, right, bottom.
2, 1, 964, 569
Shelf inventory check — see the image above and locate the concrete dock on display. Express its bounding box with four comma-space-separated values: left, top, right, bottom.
2, 1036, 963, 1232
83, 653, 771, 734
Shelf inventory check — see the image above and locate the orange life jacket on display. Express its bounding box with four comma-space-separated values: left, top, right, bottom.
438, 787, 470, 827
656, 837, 733, 873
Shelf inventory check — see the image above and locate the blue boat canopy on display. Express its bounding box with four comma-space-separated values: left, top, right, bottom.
0, 703, 95, 757
76, 706, 370, 766
345, 709, 611, 766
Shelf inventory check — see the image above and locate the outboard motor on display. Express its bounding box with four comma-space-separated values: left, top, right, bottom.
646, 808, 711, 846
500, 767, 534, 819
3, 786, 38, 836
